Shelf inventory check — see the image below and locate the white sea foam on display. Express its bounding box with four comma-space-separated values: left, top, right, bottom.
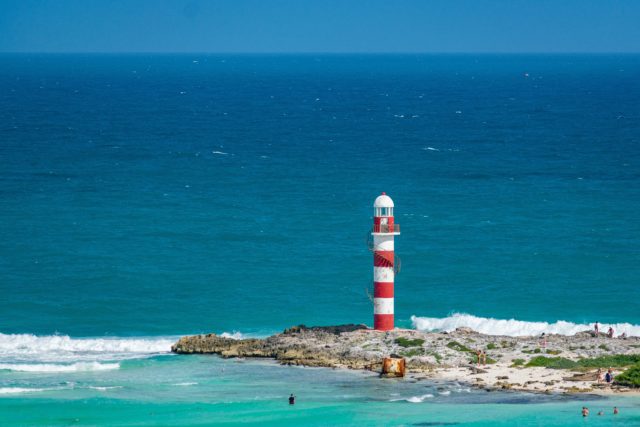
212, 150, 228, 155
411, 313, 640, 337
0, 387, 49, 395
87, 385, 123, 391
393, 393, 434, 403
0, 333, 174, 364
172, 382, 198, 386
0, 362, 120, 373
220, 331, 245, 340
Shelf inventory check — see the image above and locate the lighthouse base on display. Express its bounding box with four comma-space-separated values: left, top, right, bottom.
374, 314, 394, 331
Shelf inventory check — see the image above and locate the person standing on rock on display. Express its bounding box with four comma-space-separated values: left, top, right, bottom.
594, 322, 599, 336
605, 368, 614, 384
596, 368, 603, 383
289, 393, 295, 405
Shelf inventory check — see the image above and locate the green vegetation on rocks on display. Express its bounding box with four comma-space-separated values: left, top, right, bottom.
429, 351, 443, 364
447, 341, 472, 352
526, 356, 577, 369
511, 358, 525, 367
394, 337, 425, 348
615, 364, 640, 388
470, 354, 497, 365
400, 348, 425, 357
525, 354, 640, 370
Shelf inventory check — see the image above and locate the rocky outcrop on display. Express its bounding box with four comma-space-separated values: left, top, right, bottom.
172, 325, 640, 395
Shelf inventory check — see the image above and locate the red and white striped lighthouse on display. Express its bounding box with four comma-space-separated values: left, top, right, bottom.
372, 192, 400, 331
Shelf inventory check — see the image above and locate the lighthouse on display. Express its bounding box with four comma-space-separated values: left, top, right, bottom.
372, 192, 400, 331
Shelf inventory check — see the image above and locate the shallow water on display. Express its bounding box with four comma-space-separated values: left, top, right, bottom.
1, 355, 637, 426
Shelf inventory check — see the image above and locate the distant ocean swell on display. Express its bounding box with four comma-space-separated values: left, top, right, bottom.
411, 313, 640, 337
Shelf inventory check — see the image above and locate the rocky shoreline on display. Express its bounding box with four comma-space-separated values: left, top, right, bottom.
172, 325, 640, 395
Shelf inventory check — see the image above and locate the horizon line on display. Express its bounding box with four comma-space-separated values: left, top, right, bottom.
2, 51, 640, 55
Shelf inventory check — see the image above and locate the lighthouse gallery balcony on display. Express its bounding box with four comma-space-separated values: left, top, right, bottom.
372, 223, 400, 234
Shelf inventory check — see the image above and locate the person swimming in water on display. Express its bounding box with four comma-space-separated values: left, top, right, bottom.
613, 406, 619, 415
288, 393, 295, 405
582, 407, 589, 417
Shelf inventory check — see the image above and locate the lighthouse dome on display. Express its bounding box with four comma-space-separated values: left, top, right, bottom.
373, 192, 394, 208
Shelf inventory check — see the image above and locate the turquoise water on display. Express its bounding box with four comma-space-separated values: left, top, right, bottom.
1, 355, 639, 426
1, 54, 639, 424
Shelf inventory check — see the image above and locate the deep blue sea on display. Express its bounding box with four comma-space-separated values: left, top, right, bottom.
1, 54, 639, 425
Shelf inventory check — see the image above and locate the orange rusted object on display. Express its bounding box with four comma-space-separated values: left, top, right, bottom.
382, 357, 406, 377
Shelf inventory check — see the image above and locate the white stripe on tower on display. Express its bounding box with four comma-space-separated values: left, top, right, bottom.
373, 297, 394, 315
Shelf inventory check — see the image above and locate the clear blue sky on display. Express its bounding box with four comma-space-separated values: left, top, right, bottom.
1, 0, 639, 53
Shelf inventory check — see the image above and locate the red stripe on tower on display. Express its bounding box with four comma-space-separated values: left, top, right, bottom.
371, 192, 400, 331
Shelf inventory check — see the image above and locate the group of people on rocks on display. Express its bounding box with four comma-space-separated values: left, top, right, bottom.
594, 322, 627, 339
596, 367, 615, 384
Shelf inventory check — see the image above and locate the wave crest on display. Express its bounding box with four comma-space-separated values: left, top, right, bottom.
220, 331, 245, 340
0, 362, 120, 373
0, 333, 174, 364
0, 387, 49, 395
411, 313, 640, 337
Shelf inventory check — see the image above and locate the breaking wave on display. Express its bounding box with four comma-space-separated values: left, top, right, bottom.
0, 362, 120, 373
220, 331, 245, 340
87, 385, 123, 391
411, 313, 640, 337
0, 387, 50, 395
0, 332, 174, 364
392, 393, 434, 403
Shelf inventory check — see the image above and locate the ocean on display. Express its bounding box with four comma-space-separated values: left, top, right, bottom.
1, 54, 639, 425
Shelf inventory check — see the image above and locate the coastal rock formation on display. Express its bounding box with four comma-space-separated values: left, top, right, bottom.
172, 325, 640, 395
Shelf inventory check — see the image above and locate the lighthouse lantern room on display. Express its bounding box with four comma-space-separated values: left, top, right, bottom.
371, 192, 400, 331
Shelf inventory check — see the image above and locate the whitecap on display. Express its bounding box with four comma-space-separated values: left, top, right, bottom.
0, 387, 48, 395
172, 382, 198, 386
411, 313, 640, 337
220, 332, 244, 340
400, 393, 434, 403
0, 362, 120, 373
212, 151, 228, 155
0, 333, 173, 364
87, 385, 123, 391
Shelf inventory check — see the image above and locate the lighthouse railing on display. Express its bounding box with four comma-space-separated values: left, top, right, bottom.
372, 224, 400, 233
